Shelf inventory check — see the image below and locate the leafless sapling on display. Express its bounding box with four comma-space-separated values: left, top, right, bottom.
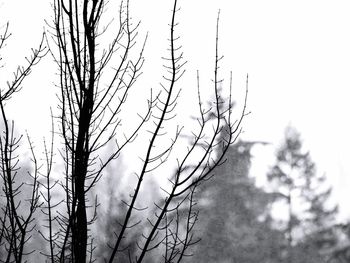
44, 0, 248, 262
0, 22, 47, 262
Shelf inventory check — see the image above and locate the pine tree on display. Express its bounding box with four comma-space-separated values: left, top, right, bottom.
193, 140, 284, 263
267, 126, 338, 263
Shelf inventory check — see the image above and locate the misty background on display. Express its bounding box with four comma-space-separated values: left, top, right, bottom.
5, 0, 350, 218
1, 0, 350, 262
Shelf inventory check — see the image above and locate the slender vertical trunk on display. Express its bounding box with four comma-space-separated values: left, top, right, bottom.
72, 92, 94, 261
72, 129, 88, 260
72, 152, 88, 262
71, 1, 96, 260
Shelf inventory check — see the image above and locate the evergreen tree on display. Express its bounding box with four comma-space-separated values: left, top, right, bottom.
193, 140, 284, 263
267, 126, 338, 263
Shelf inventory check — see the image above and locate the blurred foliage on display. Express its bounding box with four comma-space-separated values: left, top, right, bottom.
192, 126, 344, 263
192, 140, 284, 263
267, 126, 338, 262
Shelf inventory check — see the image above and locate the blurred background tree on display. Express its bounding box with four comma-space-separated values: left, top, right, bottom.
192, 126, 343, 263
192, 140, 284, 263
267, 126, 338, 262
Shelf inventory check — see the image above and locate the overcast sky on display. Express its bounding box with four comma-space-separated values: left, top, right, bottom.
1, 0, 350, 219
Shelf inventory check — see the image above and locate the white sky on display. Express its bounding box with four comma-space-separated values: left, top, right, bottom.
1, 0, 350, 219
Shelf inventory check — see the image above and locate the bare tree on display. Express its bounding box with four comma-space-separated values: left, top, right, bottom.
1, 0, 247, 262
42, 0, 249, 262
0, 22, 47, 262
